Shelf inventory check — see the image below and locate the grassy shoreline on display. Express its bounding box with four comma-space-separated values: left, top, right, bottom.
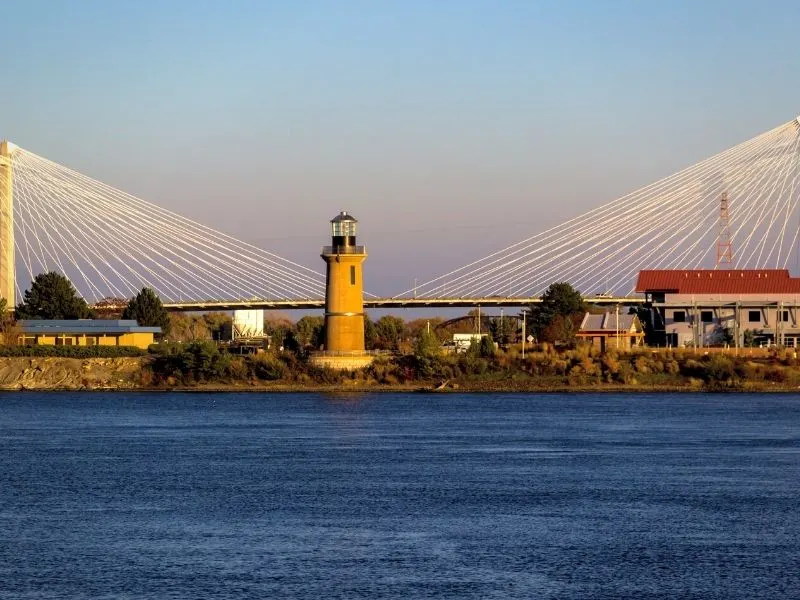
4, 344, 800, 393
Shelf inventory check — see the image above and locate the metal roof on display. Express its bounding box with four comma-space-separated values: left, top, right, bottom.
18, 319, 162, 335
635, 270, 800, 294
579, 312, 641, 333
331, 211, 357, 222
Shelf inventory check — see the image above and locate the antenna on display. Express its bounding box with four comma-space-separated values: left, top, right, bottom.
716, 191, 733, 267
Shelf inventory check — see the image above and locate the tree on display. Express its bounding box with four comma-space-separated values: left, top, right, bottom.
406, 317, 445, 341
264, 313, 294, 349
203, 312, 233, 341
541, 313, 582, 345
15, 272, 94, 320
529, 282, 585, 343
364, 314, 377, 350
374, 315, 406, 351
295, 316, 325, 349
167, 313, 210, 342
123, 288, 170, 334
489, 316, 517, 346
413, 329, 441, 357
479, 333, 496, 358
412, 329, 443, 379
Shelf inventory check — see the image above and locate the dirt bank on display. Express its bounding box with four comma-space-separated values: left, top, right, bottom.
0, 357, 147, 390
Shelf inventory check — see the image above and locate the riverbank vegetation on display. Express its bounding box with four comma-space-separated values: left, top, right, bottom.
135, 336, 800, 392
3, 277, 800, 391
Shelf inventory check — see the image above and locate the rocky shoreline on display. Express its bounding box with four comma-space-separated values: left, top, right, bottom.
2, 357, 800, 393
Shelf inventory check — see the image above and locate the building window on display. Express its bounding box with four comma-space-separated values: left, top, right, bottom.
350, 265, 356, 286
782, 310, 790, 322
748, 310, 761, 323
672, 311, 686, 323
701, 311, 713, 323
86, 336, 97, 346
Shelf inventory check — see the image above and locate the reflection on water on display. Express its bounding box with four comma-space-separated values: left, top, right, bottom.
0, 392, 798, 599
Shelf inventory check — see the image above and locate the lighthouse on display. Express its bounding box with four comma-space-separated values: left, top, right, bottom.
312, 211, 373, 369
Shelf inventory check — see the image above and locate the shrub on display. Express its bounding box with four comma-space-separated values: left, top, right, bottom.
705, 355, 735, 383
680, 358, 706, 379
664, 360, 680, 375
0, 345, 145, 358
763, 365, 788, 383
306, 364, 345, 384
149, 341, 235, 382
247, 353, 286, 381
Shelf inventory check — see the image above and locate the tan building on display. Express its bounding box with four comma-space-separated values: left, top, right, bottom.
577, 312, 644, 351
636, 269, 800, 347
18, 320, 161, 349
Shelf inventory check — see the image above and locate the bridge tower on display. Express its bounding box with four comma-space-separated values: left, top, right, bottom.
0, 141, 14, 307
314, 211, 372, 369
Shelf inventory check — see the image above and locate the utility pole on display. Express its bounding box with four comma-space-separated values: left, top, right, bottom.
521, 310, 526, 359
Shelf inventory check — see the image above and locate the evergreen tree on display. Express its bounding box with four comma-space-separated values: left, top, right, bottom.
529, 282, 585, 343
479, 333, 496, 358
123, 287, 170, 334
15, 272, 94, 320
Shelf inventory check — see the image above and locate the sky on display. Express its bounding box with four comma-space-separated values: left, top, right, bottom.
3, 0, 800, 297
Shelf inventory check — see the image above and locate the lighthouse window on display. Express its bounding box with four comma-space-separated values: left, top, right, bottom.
350, 266, 356, 285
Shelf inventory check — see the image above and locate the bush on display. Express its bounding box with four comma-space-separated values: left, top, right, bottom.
705, 355, 735, 383
149, 341, 236, 382
306, 364, 345, 384
0, 345, 145, 358
247, 353, 286, 381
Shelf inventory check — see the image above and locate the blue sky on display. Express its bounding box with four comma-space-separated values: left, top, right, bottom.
3, 0, 800, 295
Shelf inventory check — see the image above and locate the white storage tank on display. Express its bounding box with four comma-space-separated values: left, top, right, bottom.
233, 309, 265, 339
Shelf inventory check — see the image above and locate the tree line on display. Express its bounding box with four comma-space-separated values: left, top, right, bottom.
1, 271, 594, 350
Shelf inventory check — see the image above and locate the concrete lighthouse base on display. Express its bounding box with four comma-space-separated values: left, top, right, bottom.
309, 352, 375, 371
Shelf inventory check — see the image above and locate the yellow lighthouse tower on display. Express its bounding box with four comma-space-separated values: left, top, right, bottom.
312, 211, 373, 370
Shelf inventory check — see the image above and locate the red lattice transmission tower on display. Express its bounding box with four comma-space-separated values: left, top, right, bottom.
717, 191, 733, 266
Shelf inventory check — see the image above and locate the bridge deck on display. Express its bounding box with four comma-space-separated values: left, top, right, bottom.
149, 296, 645, 312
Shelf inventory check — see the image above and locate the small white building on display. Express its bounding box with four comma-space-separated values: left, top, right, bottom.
442, 333, 487, 353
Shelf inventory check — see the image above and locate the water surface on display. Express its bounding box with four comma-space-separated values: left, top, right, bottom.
1, 392, 798, 599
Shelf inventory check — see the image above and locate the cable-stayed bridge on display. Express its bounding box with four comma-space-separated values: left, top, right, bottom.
2, 116, 800, 311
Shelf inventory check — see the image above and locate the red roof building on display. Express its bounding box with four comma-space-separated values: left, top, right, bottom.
635, 270, 800, 295
635, 269, 800, 348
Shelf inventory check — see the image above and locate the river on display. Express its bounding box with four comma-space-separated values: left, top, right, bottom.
1, 392, 798, 599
